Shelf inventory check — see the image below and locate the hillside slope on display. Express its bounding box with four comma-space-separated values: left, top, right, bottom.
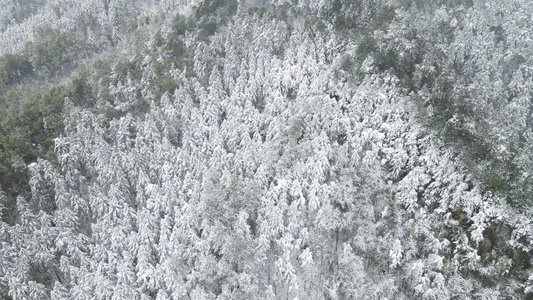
1, 0, 532, 299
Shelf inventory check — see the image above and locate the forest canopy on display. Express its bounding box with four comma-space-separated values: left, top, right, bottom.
0, 0, 532, 299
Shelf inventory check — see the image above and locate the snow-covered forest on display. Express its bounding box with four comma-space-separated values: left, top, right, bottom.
0, 0, 532, 298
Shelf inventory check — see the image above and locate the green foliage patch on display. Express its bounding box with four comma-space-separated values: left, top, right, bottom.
194, 0, 238, 20
194, 0, 238, 40
0, 54, 33, 86
24, 26, 86, 79
0, 69, 98, 216
372, 5, 396, 29
0, 84, 64, 209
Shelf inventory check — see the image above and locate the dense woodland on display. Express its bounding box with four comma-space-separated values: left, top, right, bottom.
0, 0, 532, 299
